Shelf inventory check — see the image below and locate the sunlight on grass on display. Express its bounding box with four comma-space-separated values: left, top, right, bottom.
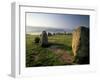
26, 34, 73, 67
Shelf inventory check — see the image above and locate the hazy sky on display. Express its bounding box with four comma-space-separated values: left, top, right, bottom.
26, 12, 89, 29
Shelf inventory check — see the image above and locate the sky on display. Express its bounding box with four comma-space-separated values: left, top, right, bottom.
26, 12, 89, 30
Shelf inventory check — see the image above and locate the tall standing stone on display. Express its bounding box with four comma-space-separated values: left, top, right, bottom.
40, 31, 48, 47
72, 26, 89, 64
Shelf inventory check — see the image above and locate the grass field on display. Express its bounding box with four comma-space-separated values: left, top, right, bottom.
26, 34, 74, 67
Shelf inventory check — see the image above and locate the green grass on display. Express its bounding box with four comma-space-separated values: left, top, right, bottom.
48, 35, 72, 53
26, 34, 73, 67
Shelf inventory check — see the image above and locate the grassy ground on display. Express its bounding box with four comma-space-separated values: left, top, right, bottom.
26, 34, 74, 67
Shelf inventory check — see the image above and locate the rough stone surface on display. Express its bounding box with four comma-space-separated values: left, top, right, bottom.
72, 26, 89, 64
40, 31, 48, 47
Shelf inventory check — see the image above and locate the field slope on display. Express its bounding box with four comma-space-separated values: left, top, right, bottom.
26, 34, 74, 67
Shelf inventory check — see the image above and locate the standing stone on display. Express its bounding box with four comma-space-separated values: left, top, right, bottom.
72, 26, 89, 64
40, 31, 48, 47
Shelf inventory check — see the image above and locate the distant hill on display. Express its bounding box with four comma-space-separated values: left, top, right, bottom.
26, 26, 73, 33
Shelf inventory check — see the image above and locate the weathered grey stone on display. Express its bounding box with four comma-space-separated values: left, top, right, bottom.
72, 26, 89, 64
40, 31, 48, 47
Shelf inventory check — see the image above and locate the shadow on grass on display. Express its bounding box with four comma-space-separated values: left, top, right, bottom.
26, 41, 73, 67
48, 42, 72, 51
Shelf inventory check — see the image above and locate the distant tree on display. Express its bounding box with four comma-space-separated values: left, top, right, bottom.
56, 32, 65, 35
34, 37, 40, 43
53, 33, 55, 35
66, 33, 72, 35
48, 32, 52, 36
